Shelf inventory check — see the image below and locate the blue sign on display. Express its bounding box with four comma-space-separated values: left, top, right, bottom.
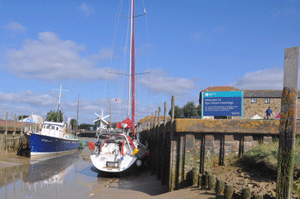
25, 118, 33, 123
201, 91, 243, 118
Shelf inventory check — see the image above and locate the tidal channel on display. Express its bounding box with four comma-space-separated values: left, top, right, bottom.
0, 138, 168, 199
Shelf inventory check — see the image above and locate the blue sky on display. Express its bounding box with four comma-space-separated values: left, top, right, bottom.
0, 0, 299, 124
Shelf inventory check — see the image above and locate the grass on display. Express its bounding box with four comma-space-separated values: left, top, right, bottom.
233, 136, 300, 193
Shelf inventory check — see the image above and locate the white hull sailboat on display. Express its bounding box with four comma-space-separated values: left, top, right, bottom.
89, 0, 149, 173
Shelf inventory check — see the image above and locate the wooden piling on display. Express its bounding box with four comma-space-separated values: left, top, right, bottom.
219, 135, 225, 166
192, 168, 198, 185
276, 46, 299, 199
13, 113, 16, 138
199, 133, 206, 174
157, 107, 161, 180
208, 175, 216, 190
169, 96, 176, 191
253, 194, 264, 199
177, 134, 185, 189
5, 112, 8, 137
198, 174, 203, 188
224, 184, 234, 199
21, 115, 23, 136
151, 111, 157, 175
5, 112, 7, 153
161, 102, 168, 185
239, 135, 244, 157
204, 171, 212, 188
216, 179, 225, 195
242, 187, 251, 199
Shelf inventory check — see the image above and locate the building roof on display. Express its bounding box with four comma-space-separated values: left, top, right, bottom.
243, 90, 300, 98
201, 86, 240, 92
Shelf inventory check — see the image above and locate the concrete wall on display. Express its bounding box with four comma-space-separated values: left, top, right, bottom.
0, 135, 30, 155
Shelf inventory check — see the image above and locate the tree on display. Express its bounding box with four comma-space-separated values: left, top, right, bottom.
169, 105, 183, 119
196, 105, 201, 117
182, 101, 197, 118
70, 119, 77, 130
79, 123, 94, 130
18, 115, 29, 120
46, 110, 63, 122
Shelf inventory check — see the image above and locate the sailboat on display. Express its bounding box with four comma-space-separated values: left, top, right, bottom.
25, 85, 82, 159
89, 0, 149, 173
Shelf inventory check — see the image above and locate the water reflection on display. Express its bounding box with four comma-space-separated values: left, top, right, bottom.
0, 150, 96, 199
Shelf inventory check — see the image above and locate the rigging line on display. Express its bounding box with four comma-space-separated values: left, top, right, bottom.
104, 0, 124, 104
118, 0, 131, 122
103, 0, 124, 124
142, 0, 151, 118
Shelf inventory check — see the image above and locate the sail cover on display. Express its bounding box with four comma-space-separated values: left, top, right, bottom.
116, 118, 134, 129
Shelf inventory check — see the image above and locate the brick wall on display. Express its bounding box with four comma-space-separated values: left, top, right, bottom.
243, 98, 300, 119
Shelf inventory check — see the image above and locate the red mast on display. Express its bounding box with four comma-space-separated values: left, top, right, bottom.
131, 0, 136, 136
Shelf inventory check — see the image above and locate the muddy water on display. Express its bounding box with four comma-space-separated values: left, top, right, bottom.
0, 138, 167, 199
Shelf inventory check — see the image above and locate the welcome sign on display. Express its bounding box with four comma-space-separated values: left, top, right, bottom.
201, 91, 243, 118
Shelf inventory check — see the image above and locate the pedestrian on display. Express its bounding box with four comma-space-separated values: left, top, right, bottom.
265, 107, 273, 119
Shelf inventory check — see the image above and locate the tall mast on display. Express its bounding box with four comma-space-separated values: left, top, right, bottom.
76, 94, 79, 135
131, 0, 136, 135
128, 0, 133, 118
52, 84, 68, 122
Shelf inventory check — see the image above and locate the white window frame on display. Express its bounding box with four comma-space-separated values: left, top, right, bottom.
265, 98, 270, 104
251, 98, 257, 103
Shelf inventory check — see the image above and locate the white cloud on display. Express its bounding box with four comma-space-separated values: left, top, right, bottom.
78, 3, 95, 17
4, 22, 26, 33
4, 32, 116, 81
0, 90, 57, 106
230, 68, 284, 90
139, 68, 196, 95
0, 104, 43, 120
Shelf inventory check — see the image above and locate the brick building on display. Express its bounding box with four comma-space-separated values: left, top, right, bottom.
199, 86, 300, 119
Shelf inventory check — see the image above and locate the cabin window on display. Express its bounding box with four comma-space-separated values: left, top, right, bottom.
46, 125, 50, 129
265, 98, 270, 104
51, 126, 55, 130
251, 98, 257, 103
56, 127, 58, 130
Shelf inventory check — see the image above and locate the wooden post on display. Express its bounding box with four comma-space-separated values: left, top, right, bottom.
157, 107, 161, 179
5, 112, 8, 137
21, 115, 23, 136
177, 134, 185, 188
13, 113, 16, 137
169, 96, 176, 191
239, 135, 244, 158
147, 116, 150, 141
151, 110, 157, 175
276, 46, 299, 199
199, 133, 206, 174
161, 101, 167, 185
74, 94, 79, 136
5, 112, 8, 153
219, 135, 225, 166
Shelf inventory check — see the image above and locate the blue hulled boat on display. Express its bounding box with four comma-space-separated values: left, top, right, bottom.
26, 85, 82, 159
27, 121, 81, 159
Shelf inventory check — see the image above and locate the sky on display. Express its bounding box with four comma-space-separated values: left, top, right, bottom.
0, 0, 299, 124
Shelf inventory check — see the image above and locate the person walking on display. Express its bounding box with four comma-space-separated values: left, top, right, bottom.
265, 107, 273, 119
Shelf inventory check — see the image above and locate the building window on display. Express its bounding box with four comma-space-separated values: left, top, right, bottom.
265, 98, 270, 104
251, 98, 257, 103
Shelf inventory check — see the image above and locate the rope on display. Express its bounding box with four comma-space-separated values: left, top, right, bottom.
142, 0, 151, 120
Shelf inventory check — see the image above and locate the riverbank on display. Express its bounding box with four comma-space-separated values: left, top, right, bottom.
2, 138, 294, 199
0, 151, 30, 168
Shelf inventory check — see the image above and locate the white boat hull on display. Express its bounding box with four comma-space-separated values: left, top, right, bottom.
90, 153, 137, 173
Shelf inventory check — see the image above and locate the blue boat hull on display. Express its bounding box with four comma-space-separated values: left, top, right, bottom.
29, 133, 80, 157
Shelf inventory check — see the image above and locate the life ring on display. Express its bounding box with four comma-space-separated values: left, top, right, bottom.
89, 142, 95, 150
